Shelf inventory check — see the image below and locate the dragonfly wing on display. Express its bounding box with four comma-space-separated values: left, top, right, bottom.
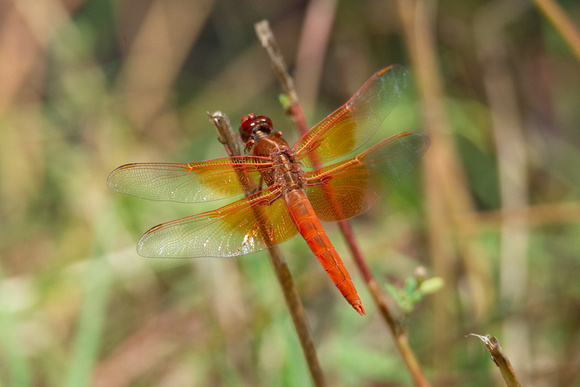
294, 65, 409, 167
107, 156, 270, 203
305, 132, 430, 222
137, 187, 299, 257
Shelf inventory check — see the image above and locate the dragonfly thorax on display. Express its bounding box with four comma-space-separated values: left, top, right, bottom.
271, 149, 307, 193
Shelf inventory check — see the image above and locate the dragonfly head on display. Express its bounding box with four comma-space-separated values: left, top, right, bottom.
240, 114, 273, 146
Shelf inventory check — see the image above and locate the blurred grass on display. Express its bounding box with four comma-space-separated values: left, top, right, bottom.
1, 0, 580, 386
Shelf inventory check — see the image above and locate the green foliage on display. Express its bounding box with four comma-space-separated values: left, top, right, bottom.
385, 271, 444, 314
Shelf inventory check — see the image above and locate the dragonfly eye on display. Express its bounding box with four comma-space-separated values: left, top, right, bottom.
239, 114, 273, 143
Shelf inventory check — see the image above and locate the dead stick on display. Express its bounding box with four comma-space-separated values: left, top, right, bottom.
468, 334, 521, 387
207, 111, 326, 387
254, 19, 430, 387
533, 0, 580, 63
254, 21, 308, 135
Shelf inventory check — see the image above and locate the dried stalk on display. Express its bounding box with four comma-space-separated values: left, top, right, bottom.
254, 20, 430, 387
207, 112, 326, 387
254, 21, 308, 134
468, 334, 522, 387
533, 0, 580, 62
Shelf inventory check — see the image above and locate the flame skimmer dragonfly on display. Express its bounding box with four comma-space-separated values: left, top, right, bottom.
107, 65, 430, 315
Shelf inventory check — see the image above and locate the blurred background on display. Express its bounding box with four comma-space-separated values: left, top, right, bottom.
1, 0, 579, 386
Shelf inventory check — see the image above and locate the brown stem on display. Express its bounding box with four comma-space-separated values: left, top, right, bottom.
468, 334, 522, 387
254, 19, 430, 387
207, 112, 326, 387
254, 21, 309, 135
533, 0, 580, 63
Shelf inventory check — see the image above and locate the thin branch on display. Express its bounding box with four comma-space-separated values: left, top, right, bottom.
468, 334, 521, 387
533, 0, 580, 63
208, 111, 240, 156
254, 20, 308, 135
254, 20, 430, 387
207, 112, 326, 387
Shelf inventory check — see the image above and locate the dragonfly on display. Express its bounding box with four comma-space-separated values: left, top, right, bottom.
107, 65, 430, 315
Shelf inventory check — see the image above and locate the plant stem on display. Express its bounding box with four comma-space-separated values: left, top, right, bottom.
468, 334, 522, 387
207, 111, 326, 387
533, 0, 580, 62
254, 19, 431, 387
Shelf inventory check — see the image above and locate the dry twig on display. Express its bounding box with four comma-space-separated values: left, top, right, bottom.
533, 0, 580, 62
468, 334, 521, 387
207, 111, 326, 387
254, 19, 430, 387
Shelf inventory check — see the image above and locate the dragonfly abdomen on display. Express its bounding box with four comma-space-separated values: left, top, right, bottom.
284, 189, 365, 315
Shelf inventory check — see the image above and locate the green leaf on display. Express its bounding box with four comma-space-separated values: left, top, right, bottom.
419, 277, 444, 295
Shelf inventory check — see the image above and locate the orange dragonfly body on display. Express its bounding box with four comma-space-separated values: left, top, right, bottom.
107, 65, 430, 315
